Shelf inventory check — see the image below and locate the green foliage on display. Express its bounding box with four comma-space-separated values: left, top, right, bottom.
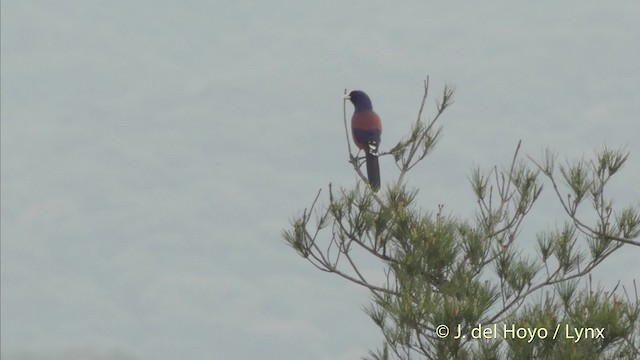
282, 82, 640, 359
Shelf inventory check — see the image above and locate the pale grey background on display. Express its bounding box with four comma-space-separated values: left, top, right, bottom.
2, 1, 639, 359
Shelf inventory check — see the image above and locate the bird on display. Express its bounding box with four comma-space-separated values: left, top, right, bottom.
344, 90, 382, 190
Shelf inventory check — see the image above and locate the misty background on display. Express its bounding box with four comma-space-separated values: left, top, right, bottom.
2, 1, 639, 359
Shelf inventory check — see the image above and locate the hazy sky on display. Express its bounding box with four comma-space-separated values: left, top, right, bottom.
2, 1, 639, 359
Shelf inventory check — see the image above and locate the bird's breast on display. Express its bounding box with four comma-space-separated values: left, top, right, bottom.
351, 111, 382, 149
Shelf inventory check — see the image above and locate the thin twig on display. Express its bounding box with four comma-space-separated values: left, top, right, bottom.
343, 88, 354, 157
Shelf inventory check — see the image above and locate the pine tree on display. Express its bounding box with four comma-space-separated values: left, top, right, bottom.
283, 80, 640, 360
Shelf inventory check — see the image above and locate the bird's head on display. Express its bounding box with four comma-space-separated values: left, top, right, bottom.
343, 90, 373, 112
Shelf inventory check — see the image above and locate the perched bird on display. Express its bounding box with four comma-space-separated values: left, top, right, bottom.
344, 90, 382, 190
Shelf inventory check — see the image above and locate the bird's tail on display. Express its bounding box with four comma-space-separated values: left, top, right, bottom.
365, 141, 380, 191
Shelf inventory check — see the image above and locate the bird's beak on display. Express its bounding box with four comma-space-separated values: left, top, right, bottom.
342, 94, 350, 100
